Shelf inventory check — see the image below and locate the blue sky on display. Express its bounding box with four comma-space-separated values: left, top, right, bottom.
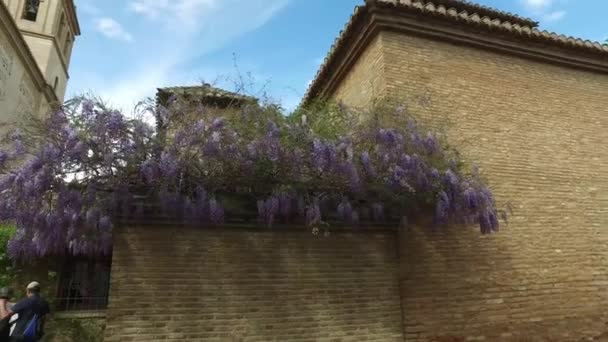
67, 0, 608, 113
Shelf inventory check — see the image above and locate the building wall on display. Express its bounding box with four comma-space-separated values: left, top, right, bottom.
3, 0, 60, 34
9, 0, 73, 99
334, 29, 608, 340
4, 0, 73, 100
0, 17, 45, 129
104, 226, 403, 341
331, 33, 386, 109
22, 32, 69, 100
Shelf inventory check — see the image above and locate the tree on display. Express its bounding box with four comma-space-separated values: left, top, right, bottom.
0, 96, 505, 259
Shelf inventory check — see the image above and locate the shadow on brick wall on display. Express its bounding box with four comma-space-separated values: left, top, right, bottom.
104, 225, 404, 341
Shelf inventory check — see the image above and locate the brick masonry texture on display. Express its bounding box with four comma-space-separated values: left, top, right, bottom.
332, 34, 386, 110
332, 30, 608, 341
104, 226, 403, 341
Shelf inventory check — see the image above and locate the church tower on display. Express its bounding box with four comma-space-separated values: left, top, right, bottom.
2, 0, 80, 101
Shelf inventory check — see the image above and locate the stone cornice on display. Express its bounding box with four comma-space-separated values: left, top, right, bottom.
303, 1, 608, 105
375, 10, 608, 72
0, 1, 58, 105
64, 0, 81, 36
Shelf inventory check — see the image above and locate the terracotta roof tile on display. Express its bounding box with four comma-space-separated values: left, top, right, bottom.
157, 85, 256, 103
156, 84, 257, 109
303, 0, 608, 104
374, 0, 607, 54
432, 0, 538, 27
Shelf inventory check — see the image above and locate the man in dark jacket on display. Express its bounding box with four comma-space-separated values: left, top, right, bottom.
0, 282, 49, 341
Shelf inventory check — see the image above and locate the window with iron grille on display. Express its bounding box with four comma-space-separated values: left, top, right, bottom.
55, 256, 112, 311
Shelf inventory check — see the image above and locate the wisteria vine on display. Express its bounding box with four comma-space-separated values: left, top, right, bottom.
0, 97, 505, 259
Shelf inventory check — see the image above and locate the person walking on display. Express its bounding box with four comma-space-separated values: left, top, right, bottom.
0, 282, 49, 342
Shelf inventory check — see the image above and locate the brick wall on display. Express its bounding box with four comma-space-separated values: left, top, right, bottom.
332, 34, 386, 110
331, 30, 608, 340
104, 226, 403, 341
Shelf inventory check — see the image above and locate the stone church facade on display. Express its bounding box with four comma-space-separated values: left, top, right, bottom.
0, 0, 79, 128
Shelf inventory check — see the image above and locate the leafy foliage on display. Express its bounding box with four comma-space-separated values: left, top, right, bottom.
0, 224, 16, 286
44, 317, 105, 342
0, 96, 505, 259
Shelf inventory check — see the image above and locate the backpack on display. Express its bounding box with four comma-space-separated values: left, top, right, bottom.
21, 314, 43, 341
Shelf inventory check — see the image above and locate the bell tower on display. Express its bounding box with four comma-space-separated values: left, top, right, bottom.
2, 0, 80, 101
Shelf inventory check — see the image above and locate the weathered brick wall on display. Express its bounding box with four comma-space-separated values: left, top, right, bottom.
332, 34, 386, 109
104, 226, 403, 341
332, 30, 608, 340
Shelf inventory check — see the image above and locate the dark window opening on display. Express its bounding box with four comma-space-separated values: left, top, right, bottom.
55, 256, 112, 311
53, 77, 58, 91
22, 0, 40, 22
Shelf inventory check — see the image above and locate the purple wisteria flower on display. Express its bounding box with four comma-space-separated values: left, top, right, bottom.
209, 198, 224, 224
0, 98, 505, 259
141, 160, 159, 184
423, 133, 439, 155
159, 151, 179, 179
106, 111, 124, 134
211, 118, 225, 130
361, 151, 376, 177
278, 192, 293, 220
336, 198, 352, 222
305, 201, 321, 226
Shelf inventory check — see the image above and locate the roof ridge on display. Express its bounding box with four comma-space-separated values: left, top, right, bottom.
374, 0, 608, 50
157, 85, 257, 101
303, 0, 608, 104
430, 0, 538, 27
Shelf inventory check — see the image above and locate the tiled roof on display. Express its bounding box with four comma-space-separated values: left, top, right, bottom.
419, 0, 538, 27
375, 0, 608, 53
303, 0, 608, 103
157, 84, 257, 103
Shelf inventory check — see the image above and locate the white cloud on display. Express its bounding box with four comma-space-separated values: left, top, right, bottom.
79, 2, 101, 16
95, 18, 133, 42
520, 0, 567, 24
77, 0, 291, 111
129, 0, 217, 31
542, 10, 566, 23
521, 0, 554, 11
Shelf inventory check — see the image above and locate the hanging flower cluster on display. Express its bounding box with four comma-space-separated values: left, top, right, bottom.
0, 97, 505, 259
